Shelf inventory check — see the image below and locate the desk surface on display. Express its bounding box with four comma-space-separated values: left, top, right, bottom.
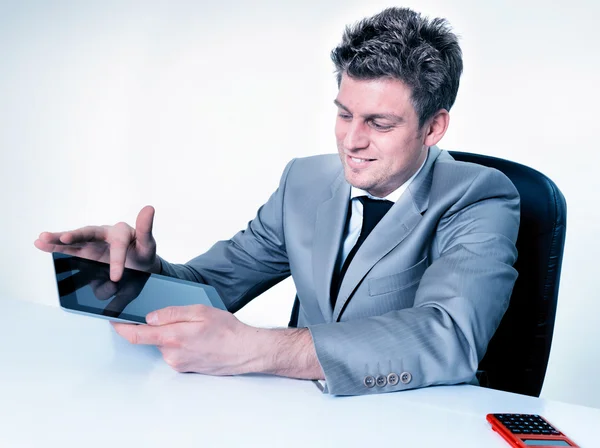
2, 297, 598, 448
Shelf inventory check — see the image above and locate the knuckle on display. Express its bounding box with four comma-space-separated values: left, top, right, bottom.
111, 223, 133, 240
190, 322, 203, 334
160, 334, 180, 348
164, 306, 178, 321
164, 356, 185, 372
128, 330, 140, 345
191, 304, 206, 315
164, 356, 176, 368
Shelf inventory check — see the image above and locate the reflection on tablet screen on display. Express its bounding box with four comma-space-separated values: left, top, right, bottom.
53, 253, 225, 323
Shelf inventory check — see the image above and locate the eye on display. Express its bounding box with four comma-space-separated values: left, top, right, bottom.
337, 113, 352, 121
368, 120, 393, 131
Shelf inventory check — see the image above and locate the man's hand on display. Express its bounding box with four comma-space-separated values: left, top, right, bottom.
34, 205, 160, 282
113, 305, 257, 375
111, 305, 325, 380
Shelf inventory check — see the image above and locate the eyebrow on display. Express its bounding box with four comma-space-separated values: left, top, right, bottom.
333, 99, 405, 123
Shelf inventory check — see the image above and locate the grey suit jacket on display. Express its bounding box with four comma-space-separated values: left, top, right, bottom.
160, 146, 520, 396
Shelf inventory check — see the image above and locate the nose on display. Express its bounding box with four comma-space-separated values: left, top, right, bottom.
343, 120, 369, 151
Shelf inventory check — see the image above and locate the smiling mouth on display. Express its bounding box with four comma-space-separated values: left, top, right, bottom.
347, 155, 376, 164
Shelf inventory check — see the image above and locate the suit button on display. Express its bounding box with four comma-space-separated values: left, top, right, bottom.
400, 372, 412, 384
387, 373, 399, 386
376, 375, 387, 387
363, 375, 375, 388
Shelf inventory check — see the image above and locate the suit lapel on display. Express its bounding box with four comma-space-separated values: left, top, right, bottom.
312, 171, 350, 322
332, 146, 441, 321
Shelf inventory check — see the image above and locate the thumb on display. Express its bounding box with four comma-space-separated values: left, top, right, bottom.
135, 205, 155, 246
146, 305, 208, 326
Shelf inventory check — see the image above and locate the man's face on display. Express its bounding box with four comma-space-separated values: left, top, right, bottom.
335, 74, 429, 198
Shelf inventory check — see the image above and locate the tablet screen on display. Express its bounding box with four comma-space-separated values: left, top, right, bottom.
53, 253, 226, 323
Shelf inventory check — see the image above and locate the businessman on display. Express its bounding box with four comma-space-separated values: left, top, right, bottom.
34, 7, 520, 395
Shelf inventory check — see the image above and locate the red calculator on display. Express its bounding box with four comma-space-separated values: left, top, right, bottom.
486, 413, 579, 447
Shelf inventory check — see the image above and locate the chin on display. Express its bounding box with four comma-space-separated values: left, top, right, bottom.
344, 172, 372, 190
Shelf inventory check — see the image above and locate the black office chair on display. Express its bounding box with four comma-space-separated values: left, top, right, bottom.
450, 151, 567, 397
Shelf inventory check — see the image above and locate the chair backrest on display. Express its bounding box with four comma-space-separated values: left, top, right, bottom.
449, 151, 567, 397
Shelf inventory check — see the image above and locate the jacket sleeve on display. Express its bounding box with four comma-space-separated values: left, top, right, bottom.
158, 160, 295, 312
308, 168, 520, 395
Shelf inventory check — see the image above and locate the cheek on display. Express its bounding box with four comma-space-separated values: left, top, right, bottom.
377, 134, 412, 160
372, 135, 397, 160
334, 120, 346, 143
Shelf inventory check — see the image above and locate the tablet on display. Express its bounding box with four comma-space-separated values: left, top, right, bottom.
52, 252, 227, 324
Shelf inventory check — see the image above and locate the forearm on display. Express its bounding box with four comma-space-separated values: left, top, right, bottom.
308, 308, 480, 395
248, 327, 325, 380
154, 160, 295, 311
156, 255, 207, 283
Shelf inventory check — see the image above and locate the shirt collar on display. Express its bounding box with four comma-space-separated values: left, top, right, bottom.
349, 152, 428, 204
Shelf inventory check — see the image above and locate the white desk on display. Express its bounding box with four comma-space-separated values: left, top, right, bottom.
1, 297, 598, 447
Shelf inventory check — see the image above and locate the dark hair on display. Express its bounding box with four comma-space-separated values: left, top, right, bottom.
331, 7, 463, 128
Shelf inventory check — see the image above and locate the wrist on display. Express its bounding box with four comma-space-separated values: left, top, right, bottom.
245, 327, 276, 374
248, 327, 324, 380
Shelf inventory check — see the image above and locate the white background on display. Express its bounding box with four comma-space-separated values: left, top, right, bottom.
1, 0, 599, 408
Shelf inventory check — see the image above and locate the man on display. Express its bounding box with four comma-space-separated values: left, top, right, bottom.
34, 7, 519, 396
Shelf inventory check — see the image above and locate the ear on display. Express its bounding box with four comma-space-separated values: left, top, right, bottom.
422, 109, 450, 147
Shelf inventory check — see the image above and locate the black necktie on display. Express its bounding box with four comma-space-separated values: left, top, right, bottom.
330, 196, 394, 308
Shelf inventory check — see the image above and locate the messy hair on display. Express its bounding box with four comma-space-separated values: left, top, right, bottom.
331, 7, 463, 127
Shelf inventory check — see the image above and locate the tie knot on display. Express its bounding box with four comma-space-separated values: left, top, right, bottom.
358, 196, 393, 235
